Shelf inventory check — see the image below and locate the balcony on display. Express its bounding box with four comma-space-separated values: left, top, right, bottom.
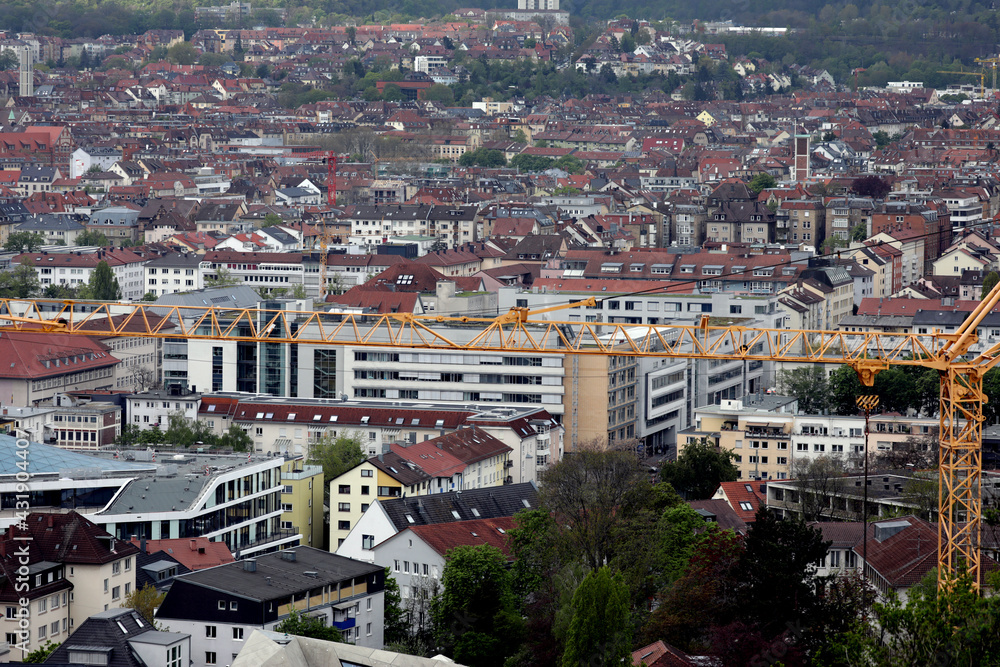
332, 617, 356, 631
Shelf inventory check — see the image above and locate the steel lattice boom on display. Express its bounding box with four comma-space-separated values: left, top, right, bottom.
0, 295, 994, 590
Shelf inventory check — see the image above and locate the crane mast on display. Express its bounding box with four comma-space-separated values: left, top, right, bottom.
1, 292, 998, 590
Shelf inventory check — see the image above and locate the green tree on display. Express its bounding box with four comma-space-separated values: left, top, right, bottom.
77, 229, 110, 246
115, 423, 142, 447
561, 568, 631, 667
122, 582, 166, 628
0, 258, 41, 298
275, 608, 343, 642
308, 431, 366, 497
0, 50, 18, 71
539, 445, 650, 569
510, 153, 554, 172
458, 147, 507, 167
22, 641, 59, 663
260, 213, 284, 228
983, 270, 1000, 300
732, 508, 831, 649
162, 412, 215, 448
850, 174, 891, 199
850, 222, 868, 242
381, 83, 404, 101
140, 291, 157, 302
167, 41, 197, 65
872, 130, 893, 148
422, 83, 455, 105
818, 571, 1000, 666
383, 569, 409, 648
4, 231, 46, 253
659, 438, 738, 500
42, 285, 77, 299
86, 260, 122, 300
747, 172, 776, 194
777, 365, 830, 414
205, 268, 241, 288
431, 544, 523, 667
217, 425, 252, 452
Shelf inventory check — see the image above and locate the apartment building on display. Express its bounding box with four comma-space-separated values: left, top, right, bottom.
279, 457, 325, 550
329, 428, 511, 549
336, 483, 539, 563
2, 512, 140, 634
144, 252, 205, 297
156, 548, 386, 665
126, 387, 202, 430
18, 248, 149, 301
92, 454, 297, 558
692, 397, 938, 482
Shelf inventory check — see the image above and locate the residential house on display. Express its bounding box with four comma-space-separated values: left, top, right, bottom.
155, 547, 387, 664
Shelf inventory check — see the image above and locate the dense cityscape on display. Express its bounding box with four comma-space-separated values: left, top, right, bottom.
0, 0, 998, 664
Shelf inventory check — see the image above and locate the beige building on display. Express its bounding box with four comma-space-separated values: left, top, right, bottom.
279, 457, 325, 550
562, 354, 639, 450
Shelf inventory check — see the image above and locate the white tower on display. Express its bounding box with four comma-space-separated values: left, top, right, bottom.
17, 45, 33, 98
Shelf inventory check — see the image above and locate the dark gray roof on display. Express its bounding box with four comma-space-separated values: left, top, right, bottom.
152, 285, 261, 310
911, 309, 970, 327
137, 550, 191, 591
381, 482, 539, 532
166, 546, 382, 602
46, 607, 184, 667
145, 252, 202, 269
16, 214, 86, 232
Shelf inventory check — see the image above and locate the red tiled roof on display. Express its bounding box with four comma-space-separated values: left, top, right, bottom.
8, 511, 139, 565
713, 480, 764, 523
407, 516, 516, 557
0, 329, 117, 380
131, 536, 234, 570
222, 401, 474, 430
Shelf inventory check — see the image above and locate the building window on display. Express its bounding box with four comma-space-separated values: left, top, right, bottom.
168, 646, 182, 667
112, 586, 120, 600
338, 521, 350, 531
233, 627, 244, 641
206, 626, 217, 638
339, 485, 350, 494
361, 469, 373, 478
338, 503, 350, 512
218, 601, 226, 610
230, 602, 238, 611
206, 652, 217, 665
362, 535, 375, 550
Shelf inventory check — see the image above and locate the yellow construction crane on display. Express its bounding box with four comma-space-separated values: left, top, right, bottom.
1, 290, 999, 591
975, 57, 1000, 94
938, 69, 986, 99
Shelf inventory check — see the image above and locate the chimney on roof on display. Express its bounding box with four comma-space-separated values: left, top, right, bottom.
47, 515, 53, 528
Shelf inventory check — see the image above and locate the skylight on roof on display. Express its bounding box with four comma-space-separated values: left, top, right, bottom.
255, 412, 264, 419
451, 511, 461, 519
329, 415, 337, 422
406, 514, 415, 523
207, 405, 216, 412
397, 274, 414, 285
361, 416, 370, 423
288, 413, 296, 420
313, 415, 322, 421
